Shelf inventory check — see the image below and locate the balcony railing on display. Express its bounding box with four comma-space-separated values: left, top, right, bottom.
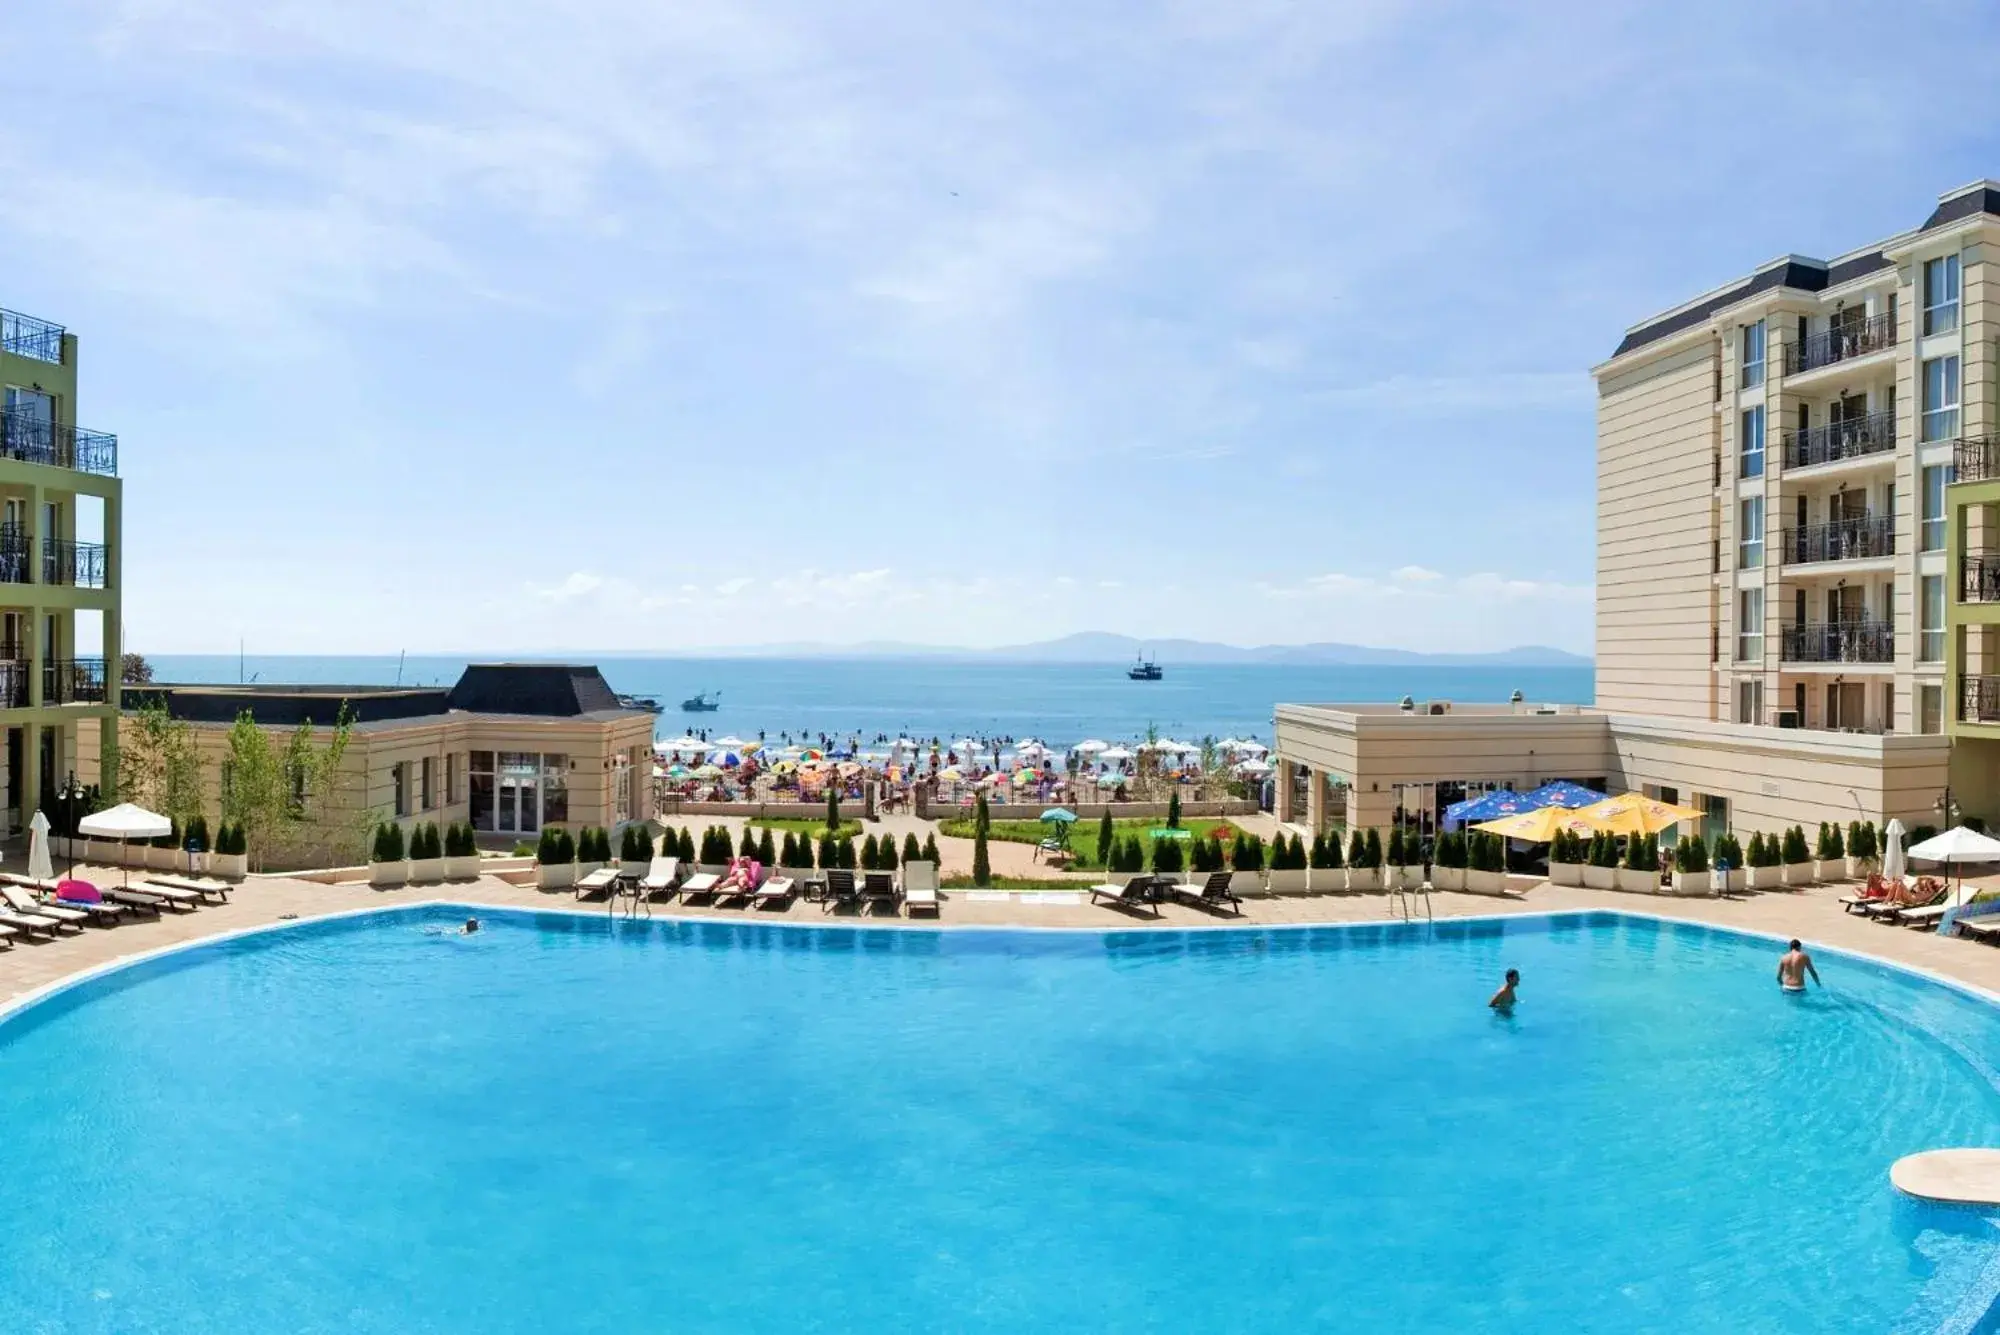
1955, 435, 2000, 483
0, 525, 29, 585
1782, 410, 1895, 470
0, 660, 28, 709
1780, 620, 1894, 664
0, 308, 64, 364
1784, 312, 1896, 376
1964, 675, 2000, 725
0, 409, 118, 477
43, 657, 106, 705
1783, 516, 1894, 565
1964, 552, 2000, 604
42, 539, 106, 589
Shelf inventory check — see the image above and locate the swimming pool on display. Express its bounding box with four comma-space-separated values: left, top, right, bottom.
2, 907, 1998, 1332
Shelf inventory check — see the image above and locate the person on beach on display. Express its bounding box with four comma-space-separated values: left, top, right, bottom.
1489, 969, 1520, 1013
1777, 940, 1820, 992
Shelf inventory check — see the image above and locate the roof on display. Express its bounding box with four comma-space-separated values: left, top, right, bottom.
128, 663, 649, 729
447, 664, 626, 716
1611, 181, 2000, 359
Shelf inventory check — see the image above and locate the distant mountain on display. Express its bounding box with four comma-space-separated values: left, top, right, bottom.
627, 633, 1590, 666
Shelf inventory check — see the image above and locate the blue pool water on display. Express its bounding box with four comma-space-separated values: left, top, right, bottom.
3, 909, 1999, 1333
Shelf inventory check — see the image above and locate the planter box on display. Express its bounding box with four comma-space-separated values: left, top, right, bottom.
408, 857, 446, 886
1846, 856, 1876, 881
1346, 867, 1380, 892
1672, 871, 1713, 897
1745, 864, 1780, 891
535, 862, 576, 891
369, 859, 408, 888
1814, 858, 1847, 885
1431, 865, 1466, 892
1549, 861, 1584, 887
1265, 868, 1310, 895
577, 861, 607, 881
1394, 865, 1425, 891
1229, 870, 1265, 896
1616, 867, 1660, 894
147, 845, 178, 870
1721, 868, 1745, 894
1582, 865, 1616, 890
1307, 866, 1342, 893
1463, 868, 1510, 896
1783, 861, 1816, 888
444, 854, 481, 882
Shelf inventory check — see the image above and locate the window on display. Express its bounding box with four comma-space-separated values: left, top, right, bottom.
1923, 254, 1960, 337
1740, 320, 1765, 388
1739, 405, 1765, 478
1923, 355, 1960, 442
542, 755, 569, 825
1920, 574, 1944, 662
1738, 496, 1764, 569
612, 753, 632, 825
1736, 588, 1763, 662
1736, 678, 1764, 725
445, 753, 459, 806
1920, 683, 1944, 735
1922, 464, 1948, 552
420, 756, 434, 811
392, 762, 408, 818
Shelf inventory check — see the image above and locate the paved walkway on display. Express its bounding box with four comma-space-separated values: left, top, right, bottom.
7, 860, 2000, 1009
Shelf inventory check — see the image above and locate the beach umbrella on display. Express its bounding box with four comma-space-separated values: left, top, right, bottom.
713, 735, 747, 749
691, 764, 723, 779
801, 748, 825, 762
1906, 826, 2000, 905
27, 809, 53, 882
937, 766, 963, 780
1039, 808, 1079, 824
1517, 780, 1606, 810
1013, 770, 1037, 786
1473, 806, 1602, 844
1096, 774, 1123, 788
771, 760, 798, 775
953, 738, 980, 753
1575, 793, 1706, 837
1883, 818, 1907, 882
1099, 746, 1134, 761
1234, 740, 1269, 756
1073, 739, 1108, 754
79, 802, 174, 887
663, 735, 706, 751
1236, 759, 1273, 776
1015, 742, 1049, 760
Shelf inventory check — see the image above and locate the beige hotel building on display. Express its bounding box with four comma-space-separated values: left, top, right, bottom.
1271, 182, 2000, 840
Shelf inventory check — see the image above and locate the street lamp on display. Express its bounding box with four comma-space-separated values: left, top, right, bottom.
55, 770, 85, 876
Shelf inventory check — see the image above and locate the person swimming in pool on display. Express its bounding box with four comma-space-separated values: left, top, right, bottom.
462, 917, 480, 935
1489, 968, 1520, 1013
1777, 940, 1820, 992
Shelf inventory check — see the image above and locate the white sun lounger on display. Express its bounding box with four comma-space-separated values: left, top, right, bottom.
0, 908, 57, 939
754, 875, 796, 908
902, 861, 941, 916
144, 875, 230, 903
0, 884, 93, 928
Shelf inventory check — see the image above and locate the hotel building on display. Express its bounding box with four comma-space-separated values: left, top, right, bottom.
0, 303, 120, 833
1272, 183, 2000, 838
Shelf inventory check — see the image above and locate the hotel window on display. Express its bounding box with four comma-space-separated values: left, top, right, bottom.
392, 762, 408, 818
1739, 405, 1765, 478
1921, 464, 1948, 552
445, 753, 459, 806
1920, 574, 1944, 662
1737, 496, 1763, 569
612, 753, 632, 826
542, 755, 569, 825
1736, 588, 1763, 662
1922, 355, 1960, 442
468, 752, 495, 831
1736, 677, 1763, 726
1740, 320, 1765, 388
1920, 684, 1943, 735
1923, 254, 1960, 337
420, 756, 434, 811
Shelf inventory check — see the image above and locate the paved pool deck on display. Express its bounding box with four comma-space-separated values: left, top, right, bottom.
5, 865, 2000, 1010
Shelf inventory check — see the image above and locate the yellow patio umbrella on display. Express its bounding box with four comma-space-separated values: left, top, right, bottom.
1577, 793, 1706, 837
1472, 805, 1605, 843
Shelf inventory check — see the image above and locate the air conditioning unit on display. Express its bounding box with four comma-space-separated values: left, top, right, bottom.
1534, 705, 1559, 716
1423, 700, 1452, 716
1775, 710, 1801, 729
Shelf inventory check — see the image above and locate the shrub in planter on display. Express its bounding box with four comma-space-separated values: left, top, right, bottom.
1266, 834, 1310, 892
1386, 826, 1407, 871
1311, 832, 1344, 869
1431, 830, 1467, 891
1346, 828, 1382, 891
370, 821, 408, 886
1616, 833, 1657, 894
785, 833, 815, 869
183, 813, 210, 854
837, 835, 857, 870
407, 822, 445, 883
757, 829, 776, 865
1231, 833, 1265, 872
1815, 821, 1845, 882
1166, 791, 1182, 829
860, 834, 879, 871
1671, 835, 1712, 895
902, 833, 921, 866
922, 833, 940, 865
817, 833, 836, 868
443, 821, 480, 880
1190, 837, 1217, 875
1363, 828, 1383, 876
620, 825, 655, 865
1847, 821, 1878, 878
1096, 812, 1115, 866
1910, 823, 1939, 847
1152, 837, 1184, 876
1711, 832, 1744, 893
1779, 825, 1813, 885
1347, 828, 1367, 871
779, 831, 798, 867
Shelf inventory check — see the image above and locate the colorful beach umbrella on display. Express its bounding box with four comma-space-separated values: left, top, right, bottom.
1577, 793, 1707, 837
1472, 806, 1601, 844
1039, 808, 1078, 823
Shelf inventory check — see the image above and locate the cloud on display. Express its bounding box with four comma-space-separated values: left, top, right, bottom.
1392, 565, 1443, 583
529, 571, 606, 603
1304, 372, 1593, 413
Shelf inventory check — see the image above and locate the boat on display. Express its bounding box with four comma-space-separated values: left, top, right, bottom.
1127, 652, 1163, 681
617, 694, 664, 714
680, 691, 721, 712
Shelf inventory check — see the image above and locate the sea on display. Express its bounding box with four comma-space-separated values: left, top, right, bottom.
147, 656, 1595, 749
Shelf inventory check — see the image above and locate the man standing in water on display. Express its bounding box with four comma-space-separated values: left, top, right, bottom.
1777, 939, 1821, 992
1488, 968, 1520, 1014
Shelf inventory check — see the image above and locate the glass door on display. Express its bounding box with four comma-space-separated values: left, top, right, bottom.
497, 753, 540, 835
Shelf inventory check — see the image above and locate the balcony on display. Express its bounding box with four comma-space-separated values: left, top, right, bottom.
42, 538, 106, 589
0, 308, 64, 365
0, 525, 29, 585
1782, 516, 1894, 565
43, 657, 105, 705
0, 660, 27, 709
0, 408, 117, 477
1956, 435, 2000, 483
1963, 675, 2000, 725
1965, 552, 2000, 604
1783, 312, 1895, 376
1780, 620, 1894, 664
1781, 410, 1895, 470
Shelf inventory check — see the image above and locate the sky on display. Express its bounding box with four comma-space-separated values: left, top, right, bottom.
7, 1, 2000, 656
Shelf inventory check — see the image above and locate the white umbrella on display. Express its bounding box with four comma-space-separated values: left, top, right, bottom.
1907, 825, 2000, 905
662, 736, 707, 751
1236, 759, 1273, 776
27, 808, 52, 882
1883, 818, 1906, 883
1015, 742, 1049, 759
1073, 739, 1109, 754
712, 735, 748, 749
79, 802, 175, 887
1099, 746, 1134, 761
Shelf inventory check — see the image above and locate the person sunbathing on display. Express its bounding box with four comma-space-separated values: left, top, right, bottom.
720, 857, 761, 895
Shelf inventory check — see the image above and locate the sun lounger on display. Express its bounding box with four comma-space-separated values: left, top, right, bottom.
640, 858, 682, 901
128, 880, 203, 909
821, 869, 860, 913
0, 922, 15, 948
573, 867, 618, 900
861, 872, 898, 915
1090, 875, 1161, 917
1872, 883, 1949, 923
0, 909, 58, 939
102, 886, 170, 915
0, 884, 94, 929
679, 869, 723, 902
1957, 917, 2000, 945
902, 861, 941, 916
1175, 870, 1243, 916
1892, 903, 1954, 929
754, 876, 796, 909
145, 875, 230, 903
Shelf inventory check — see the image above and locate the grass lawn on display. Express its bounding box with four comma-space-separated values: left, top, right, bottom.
936, 816, 1239, 871
749, 817, 866, 841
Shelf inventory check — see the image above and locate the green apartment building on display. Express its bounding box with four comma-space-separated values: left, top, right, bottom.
0, 304, 121, 831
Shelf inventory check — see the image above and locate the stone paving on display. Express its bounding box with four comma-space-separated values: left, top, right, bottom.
7, 859, 2000, 1009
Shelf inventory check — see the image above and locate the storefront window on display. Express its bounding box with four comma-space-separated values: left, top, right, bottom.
543, 754, 569, 825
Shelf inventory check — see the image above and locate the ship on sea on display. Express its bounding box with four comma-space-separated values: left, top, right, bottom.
1127, 652, 1163, 681
617, 694, 664, 714
680, 690, 721, 712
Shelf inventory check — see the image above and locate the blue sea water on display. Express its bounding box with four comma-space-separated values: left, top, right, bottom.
2, 908, 1999, 1333
147, 655, 1594, 747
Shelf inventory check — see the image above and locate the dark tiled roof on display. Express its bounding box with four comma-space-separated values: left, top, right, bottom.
1613, 187, 2000, 359
129, 664, 644, 728
446, 664, 626, 717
